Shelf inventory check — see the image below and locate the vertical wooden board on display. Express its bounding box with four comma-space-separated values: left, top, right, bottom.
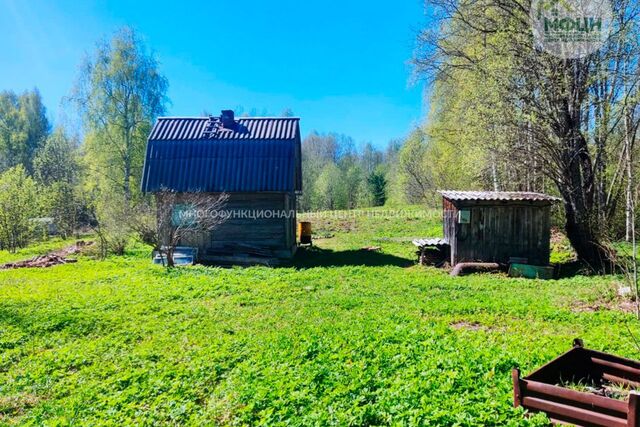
542, 206, 551, 264
283, 193, 291, 247
285, 192, 297, 249
444, 209, 458, 265
628, 392, 640, 427
457, 208, 469, 262
477, 207, 486, 261
512, 368, 522, 408
486, 209, 500, 261
292, 195, 297, 249
489, 207, 496, 248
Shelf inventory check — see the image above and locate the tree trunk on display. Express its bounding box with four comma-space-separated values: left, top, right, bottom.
563, 201, 610, 270
624, 63, 634, 242
491, 152, 499, 191
166, 246, 175, 268
558, 121, 612, 271
123, 152, 131, 203
123, 123, 132, 203
551, 60, 612, 271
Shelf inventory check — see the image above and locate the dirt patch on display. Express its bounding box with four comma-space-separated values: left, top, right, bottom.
571, 299, 637, 314
0, 393, 40, 418
0, 241, 94, 270
550, 227, 566, 245
450, 321, 489, 331
298, 216, 357, 238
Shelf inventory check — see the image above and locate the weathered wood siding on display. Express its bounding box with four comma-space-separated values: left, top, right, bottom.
443, 200, 552, 266
443, 198, 458, 266
170, 192, 296, 260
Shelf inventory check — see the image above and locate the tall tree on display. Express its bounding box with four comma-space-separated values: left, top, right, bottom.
20, 88, 49, 172
399, 128, 432, 203
0, 165, 39, 252
366, 168, 387, 207
72, 27, 168, 203
34, 128, 82, 238
313, 163, 346, 210
34, 128, 78, 184
0, 88, 49, 172
301, 132, 342, 211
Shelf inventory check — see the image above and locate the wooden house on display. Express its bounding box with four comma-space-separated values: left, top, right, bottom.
141, 110, 302, 264
440, 191, 560, 266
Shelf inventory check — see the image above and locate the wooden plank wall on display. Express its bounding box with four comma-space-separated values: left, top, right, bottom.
444, 200, 552, 266
167, 192, 296, 259
442, 198, 458, 266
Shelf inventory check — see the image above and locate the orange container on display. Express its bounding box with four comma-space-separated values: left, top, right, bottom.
298, 221, 312, 245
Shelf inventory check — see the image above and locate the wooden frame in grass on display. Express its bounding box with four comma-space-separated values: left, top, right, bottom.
513, 339, 640, 426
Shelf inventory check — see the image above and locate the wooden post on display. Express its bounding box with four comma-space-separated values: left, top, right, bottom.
512, 368, 522, 408
629, 391, 640, 427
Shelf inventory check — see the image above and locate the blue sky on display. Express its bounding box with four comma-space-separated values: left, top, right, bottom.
1, 0, 428, 147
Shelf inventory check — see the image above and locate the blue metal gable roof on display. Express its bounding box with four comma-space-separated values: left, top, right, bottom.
141, 117, 302, 193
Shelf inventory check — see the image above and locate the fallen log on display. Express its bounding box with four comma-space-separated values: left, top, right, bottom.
450, 262, 500, 277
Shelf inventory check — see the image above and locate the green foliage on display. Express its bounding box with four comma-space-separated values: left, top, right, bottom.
93, 190, 130, 256
343, 164, 364, 208
0, 89, 49, 173
414, 0, 640, 266
0, 206, 633, 425
34, 129, 82, 238
42, 183, 80, 239
425, 79, 492, 190
313, 162, 345, 210
74, 26, 168, 203
72, 26, 168, 253
301, 133, 396, 211
0, 165, 40, 252
33, 128, 78, 185
366, 168, 387, 206
398, 128, 431, 203
300, 132, 340, 211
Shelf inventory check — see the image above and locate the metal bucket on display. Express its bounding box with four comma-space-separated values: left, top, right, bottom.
298, 221, 312, 245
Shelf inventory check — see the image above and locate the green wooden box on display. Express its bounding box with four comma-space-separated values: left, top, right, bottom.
508, 263, 555, 280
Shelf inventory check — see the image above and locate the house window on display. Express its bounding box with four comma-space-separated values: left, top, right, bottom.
172, 204, 197, 228
458, 209, 470, 224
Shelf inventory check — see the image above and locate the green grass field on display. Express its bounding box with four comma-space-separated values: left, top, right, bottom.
0, 207, 638, 425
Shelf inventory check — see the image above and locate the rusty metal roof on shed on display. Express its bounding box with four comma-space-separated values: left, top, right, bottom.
141, 116, 301, 193
439, 191, 560, 203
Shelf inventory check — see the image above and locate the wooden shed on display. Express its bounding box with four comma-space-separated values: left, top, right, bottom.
141, 110, 302, 265
440, 191, 560, 267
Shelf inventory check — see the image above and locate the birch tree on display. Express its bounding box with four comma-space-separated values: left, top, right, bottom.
72, 27, 168, 204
